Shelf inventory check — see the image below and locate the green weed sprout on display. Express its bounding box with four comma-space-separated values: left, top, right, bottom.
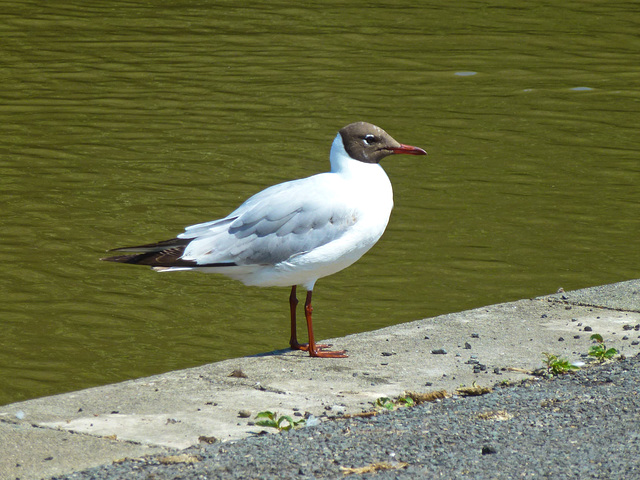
588, 334, 618, 362
255, 411, 305, 431
542, 352, 580, 376
375, 395, 415, 410
375, 397, 395, 410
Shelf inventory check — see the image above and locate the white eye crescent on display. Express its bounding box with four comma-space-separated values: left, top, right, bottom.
363, 134, 376, 145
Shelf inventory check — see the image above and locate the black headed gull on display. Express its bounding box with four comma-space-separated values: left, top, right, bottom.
103, 122, 427, 358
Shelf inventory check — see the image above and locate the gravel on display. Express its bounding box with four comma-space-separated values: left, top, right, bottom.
53, 354, 640, 479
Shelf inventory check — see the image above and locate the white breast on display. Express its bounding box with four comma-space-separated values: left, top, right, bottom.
242, 137, 394, 289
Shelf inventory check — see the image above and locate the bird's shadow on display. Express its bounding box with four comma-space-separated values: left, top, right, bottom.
249, 347, 297, 358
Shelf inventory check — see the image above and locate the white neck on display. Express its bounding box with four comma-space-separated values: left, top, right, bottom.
329, 133, 382, 176
328, 134, 393, 208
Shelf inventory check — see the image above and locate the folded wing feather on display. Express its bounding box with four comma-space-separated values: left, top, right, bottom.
106, 174, 357, 268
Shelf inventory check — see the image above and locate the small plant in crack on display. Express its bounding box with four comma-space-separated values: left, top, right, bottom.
255, 411, 305, 431
588, 333, 618, 362
374, 395, 415, 411
542, 352, 580, 376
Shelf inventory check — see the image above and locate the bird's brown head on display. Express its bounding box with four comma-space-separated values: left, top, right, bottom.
339, 122, 427, 164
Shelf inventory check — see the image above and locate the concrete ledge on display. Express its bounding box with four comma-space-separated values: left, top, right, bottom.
2, 279, 639, 480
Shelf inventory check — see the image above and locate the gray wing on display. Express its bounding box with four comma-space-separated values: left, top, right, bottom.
178, 175, 356, 266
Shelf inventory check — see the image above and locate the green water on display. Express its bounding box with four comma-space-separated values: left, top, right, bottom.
1, 1, 638, 405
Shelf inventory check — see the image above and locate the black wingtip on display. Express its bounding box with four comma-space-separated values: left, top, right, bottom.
101, 237, 240, 268
100, 237, 194, 266
101, 253, 155, 264
106, 237, 191, 254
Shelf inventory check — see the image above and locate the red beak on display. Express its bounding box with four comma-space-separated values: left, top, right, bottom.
391, 144, 427, 156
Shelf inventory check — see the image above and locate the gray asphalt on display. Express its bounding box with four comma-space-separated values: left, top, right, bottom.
53, 353, 640, 480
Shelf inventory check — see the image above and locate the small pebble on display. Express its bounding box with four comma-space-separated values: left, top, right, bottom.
238, 410, 251, 418
482, 446, 497, 455
229, 369, 247, 378
431, 348, 447, 355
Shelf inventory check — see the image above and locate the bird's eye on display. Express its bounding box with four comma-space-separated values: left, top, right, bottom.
363, 134, 376, 145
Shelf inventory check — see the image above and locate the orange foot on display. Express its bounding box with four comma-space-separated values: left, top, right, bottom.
309, 348, 348, 358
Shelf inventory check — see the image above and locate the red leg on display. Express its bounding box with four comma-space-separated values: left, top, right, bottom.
289, 286, 303, 350
304, 290, 347, 358
289, 286, 330, 352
